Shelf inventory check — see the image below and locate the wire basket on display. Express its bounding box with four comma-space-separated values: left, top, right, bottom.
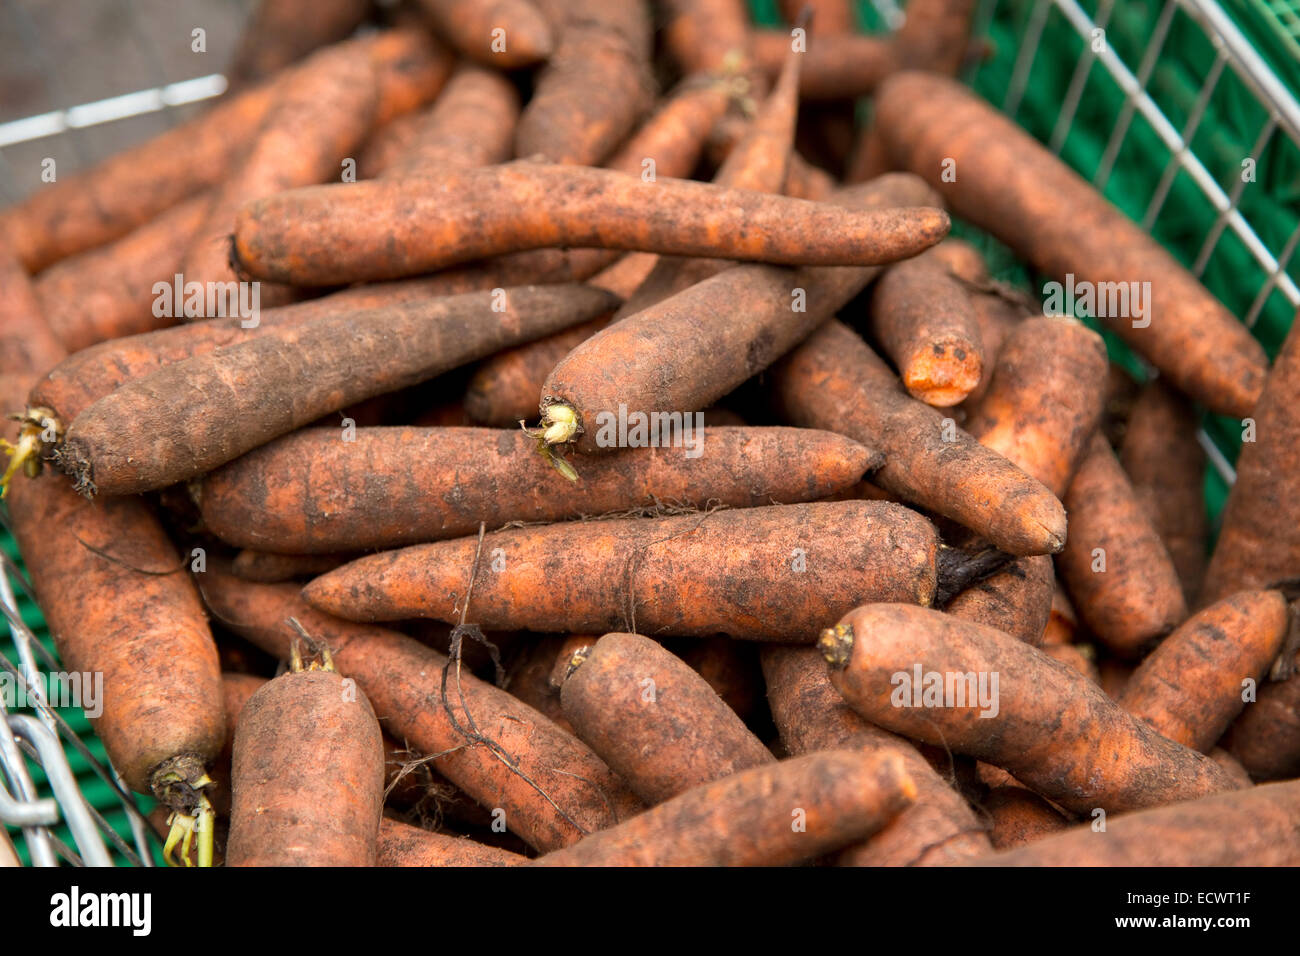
3, 0, 1299, 866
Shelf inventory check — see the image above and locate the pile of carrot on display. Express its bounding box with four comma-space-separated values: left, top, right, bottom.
2, 0, 1297, 870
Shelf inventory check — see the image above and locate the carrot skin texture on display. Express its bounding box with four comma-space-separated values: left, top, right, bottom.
377, 817, 527, 867
0, 239, 64, 378
824, 603, 1235, 815
230, 550, 351, 583
197, 570, 643, 852
544, 175, 950, 455
227, 670, 384, 866
560, 633, 774, 804
945, 554, 1055, 646
660, 0, 751, 75
231, 162, 950, 285
1056, 434, 1188, 657
1118, 380, 1208, 602
9, 474, 224, 798
196, 426, 877, 553
974, 779, 1300, 865
761, 645, 991, 866
874, 72, 1267, 418
57, 285, 617, 496
981, 787, 1070, 850
1202, 317, 1300, 604
531, 750, 915, 866
1221, 643, 1300, 780
304, 500, 940, 640
772, 319, 1067, 557
1117, 590, 1287, 752
417, 0, 553, 67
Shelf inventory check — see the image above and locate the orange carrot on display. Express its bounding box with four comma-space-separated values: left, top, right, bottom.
377, 817, 527, 866
417, 0, 554, 67
225, 0, 370, 88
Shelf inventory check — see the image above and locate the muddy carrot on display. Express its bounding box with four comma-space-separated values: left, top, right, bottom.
868, 247, 983, 406
751, 29, 896, 100
230, 550, 352, 583
980, 786, 1070, 850
515, 0, 653, 165
537, 175, 949, 456
9, 473, 223, 864
377, 817, 527, 866
226, 650, 385, 866
0, 236, 64, 385
417, 0, 553, 67
1222, 640, 1300, 780
559, 633, 773, 804
771, 319, 1067, 556
1056, 433, 1188, 657
962, 316, 1109, 498
1118, 380, 1209, 601
33, 195, 209, 351
873, 72, 1268, 417
232, 162, 949, 286
504, 636, 582, 734
197, 568, 643, 851
304, 500, 940, 639
661, 0, 752, 75
945, 555, 1055, 646
975, 779, 1300, 866
893, 0, 978, 75
532, 749, 915, 866
778, 0, 857, 31
225, 0, 370, 88
56, 284, 617, 496
196, 425, 877, 553
761, 645, 991, 865
820, 603, 1236, 814
1202, 316, 1300, 603
672, 635, 764, 723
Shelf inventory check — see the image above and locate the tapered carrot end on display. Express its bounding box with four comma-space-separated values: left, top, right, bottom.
902, 336, 983, 407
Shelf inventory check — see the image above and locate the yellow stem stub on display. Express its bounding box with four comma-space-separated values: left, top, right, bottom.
0, 407, 60, 497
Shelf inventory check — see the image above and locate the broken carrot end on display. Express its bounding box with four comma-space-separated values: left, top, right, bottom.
818, 622, 854, 668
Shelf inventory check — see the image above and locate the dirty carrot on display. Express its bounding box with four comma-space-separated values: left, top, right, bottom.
532, 750, 915, 866
304, 500, 940, 640
559, 632, 774, 803
1221, 639, 1300, 780
207, 672, 268, 819
893, 0, 978, 75
537, 175, 949, 456
56, 284, 617, 496
231, 162, 949, 286
868, 247, 983, 406
197, 568, 643, 852
661, 0, 752, 75
417, 0, 553, 67
1056, 433, 1188, 657
751, 29, 896, 100
196, 425, 878, 553
771, 318, 1067, 557
9, 472, 224, 865
980, 786, 1070, 850
761, 644, 991, 866
962, 316, 1109, 498
225, 0, 370, 88
226, 646, 385, 866
945, 554, 1055, 646
1118, 380, 1209, 602
377, 817, 527, 867
230, 550, 352, 583
820, 603, 1236, 814
873, 71, 1269, 418
1118, 590, 1289, 752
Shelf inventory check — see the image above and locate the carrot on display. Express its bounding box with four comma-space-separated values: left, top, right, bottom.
532, 749, 915, 866
945, 555, 1055, 646
225, 0, 370, 88
377, 817, 527, 867
661, 0, 752, 75
514, 0, 653, 165
232, 162, 949, 286
304, 500, 941, 639
1116, 590, 1288, 752
56, 284, 617, 496
974, 779, 1300, 866
417, 0, 553, 67
778, 0, 857, 32
873, 72, 1269, 418
761, 644, 992, 865
771, 319, 1068, 556
226, 646, 385, 867
1118, 381, 1209, 601
502, 636, 582, 734
196, 425, 878, 553
820, 603, 1236, 814
196, 568, 644, 851
537, 176, 949, 456
0, 29, 450, 273
559, 632, 774, 803
980, 786, 1070, 850
231, 550, 352, 583
893, 0, 978, 75
962, 317, 1108, 498
673, 635, 765, 723
379, 64, 520, 178
8, 472, 224, 864
32, 195, 209, 352
207, 673, 269, 819
1201, 317, 1300, 604
1056, 433, 1188, 657
751, 29, 896, 100
0, 239, 64, 378
868, 248, 984, 407
1222, 641, 1300, 780
358, 112, 426, 179
181, 42, 380, 313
